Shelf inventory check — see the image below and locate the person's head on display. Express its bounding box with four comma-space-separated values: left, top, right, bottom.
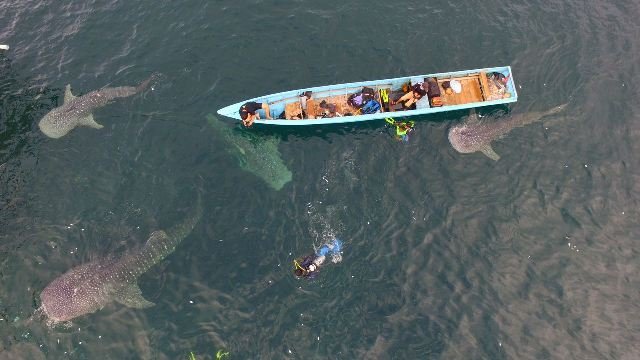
294, 268, 305, 277
240, 103, 257, 122
308, 264, 317, 272
239, 106, 249, 121
413, 87, 427, 99
242, 112, 256, 121
241, 113, 257, 126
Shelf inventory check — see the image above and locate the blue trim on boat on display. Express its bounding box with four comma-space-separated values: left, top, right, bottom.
217, 66, 517, 126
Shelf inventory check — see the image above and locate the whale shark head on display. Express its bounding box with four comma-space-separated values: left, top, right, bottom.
38, 107, 79, 139
447, 124, 482, 154
39, 261, 112, 323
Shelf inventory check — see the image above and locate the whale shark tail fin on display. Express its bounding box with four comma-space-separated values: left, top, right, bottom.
136, 72, 162, 93
540, 103, 570, 127
165, 190, 203, 243
548, 103, 568, 115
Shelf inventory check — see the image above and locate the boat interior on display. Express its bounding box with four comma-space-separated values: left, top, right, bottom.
268, 70, 513, 120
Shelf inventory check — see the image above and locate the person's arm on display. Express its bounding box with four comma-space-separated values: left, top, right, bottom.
244, 114, 256, 127
394, 92, 412, 105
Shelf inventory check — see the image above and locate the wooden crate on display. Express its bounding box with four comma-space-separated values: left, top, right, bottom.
438, 77, 483, 105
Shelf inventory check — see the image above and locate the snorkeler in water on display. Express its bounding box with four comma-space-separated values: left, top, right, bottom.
294, 254, 325, 278
385, 117, 415, 142
294, 238, 342, 279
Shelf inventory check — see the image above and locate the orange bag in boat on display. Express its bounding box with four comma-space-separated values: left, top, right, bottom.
430, 96, 444, 107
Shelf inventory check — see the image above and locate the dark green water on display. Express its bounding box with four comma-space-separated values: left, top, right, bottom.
1, 0, 639, 359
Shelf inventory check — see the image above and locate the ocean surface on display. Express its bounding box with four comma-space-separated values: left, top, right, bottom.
1, 0, 639, 359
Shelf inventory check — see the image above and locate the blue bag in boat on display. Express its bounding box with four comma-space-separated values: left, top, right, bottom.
361, 99, 381, 114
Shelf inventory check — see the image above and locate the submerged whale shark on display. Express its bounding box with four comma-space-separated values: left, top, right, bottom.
448, 104, 568, 160
38, 195, 202, 323
206, 114, 292, 190
38, 74, 159, 138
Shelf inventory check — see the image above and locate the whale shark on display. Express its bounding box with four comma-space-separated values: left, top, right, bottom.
38, 195, 202, 323
448, 104, 568, 160
206, 114, 292, 190
38, 73, 159, 138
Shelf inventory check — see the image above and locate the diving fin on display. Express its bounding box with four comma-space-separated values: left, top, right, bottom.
480, 144, 500, 161
114, 283, 155, 309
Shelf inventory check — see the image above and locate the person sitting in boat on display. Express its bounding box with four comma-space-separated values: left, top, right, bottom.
391, 84, 426, 110
319, 100, 342, 118
294, 238, 342, 279
239, 101, 272, 127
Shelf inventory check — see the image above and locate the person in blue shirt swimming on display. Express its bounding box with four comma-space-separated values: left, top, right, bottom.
294, 238, 342, 279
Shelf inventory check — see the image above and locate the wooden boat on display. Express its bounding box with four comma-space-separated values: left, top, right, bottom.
217, 66, 517, 126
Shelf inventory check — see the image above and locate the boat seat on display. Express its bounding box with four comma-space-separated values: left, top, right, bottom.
285, 102, 303, 119
415, 96, 430, 109
479, 71, 491, 101
305, 99, 318, 118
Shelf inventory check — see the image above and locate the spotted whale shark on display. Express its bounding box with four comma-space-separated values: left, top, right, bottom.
38, 73, 159, 138
448, 104, 568, 160
38, 195, 202, 323
206, 113, 292, 190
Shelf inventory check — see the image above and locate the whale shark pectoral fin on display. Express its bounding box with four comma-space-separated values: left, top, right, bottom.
480, 144, 501, 161
233, 143, 246, 156
64, 84, 76, 104
114, 283, 155, 309
467, 108, 480, 124
81, 114, 104, 129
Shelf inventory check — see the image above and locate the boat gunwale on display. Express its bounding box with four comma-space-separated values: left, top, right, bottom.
217, 66, 517, 125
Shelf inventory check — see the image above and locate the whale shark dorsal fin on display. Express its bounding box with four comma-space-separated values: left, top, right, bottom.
114, 283, 155, 309
64, 84, 76, 104
81, 114, 103, 129
480, 144, 500, 161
